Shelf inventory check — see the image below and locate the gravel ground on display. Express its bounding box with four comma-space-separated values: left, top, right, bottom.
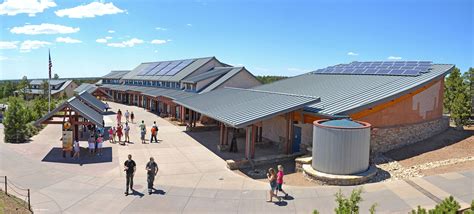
421, 160, 474, 176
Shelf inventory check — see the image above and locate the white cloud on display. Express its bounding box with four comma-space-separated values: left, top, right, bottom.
155, 27, 167, 31
56, 37, 82, 43
0, 0, 56, 17
387, 56, 402, 60
107, 38, 143, 48
96, 38, 107, 43
151, 39, 167, 45
0, 41, 19, 49
105, 36, 112, 40
186, 23, 192, 27
55, 2, 124, 18
108, 30, 115, 33
20, 40, 51, 52
10, 23, 79, 35
347, 52, 359, 56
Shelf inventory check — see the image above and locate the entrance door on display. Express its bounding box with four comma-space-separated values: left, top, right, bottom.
292, 126, 302, 153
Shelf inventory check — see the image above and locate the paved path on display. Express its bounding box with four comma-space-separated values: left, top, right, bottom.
0, 102, 472, 213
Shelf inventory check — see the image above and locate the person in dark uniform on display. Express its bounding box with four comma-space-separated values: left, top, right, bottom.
124, 154, 136, 196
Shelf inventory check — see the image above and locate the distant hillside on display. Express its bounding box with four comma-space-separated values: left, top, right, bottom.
255, 75, 288, 84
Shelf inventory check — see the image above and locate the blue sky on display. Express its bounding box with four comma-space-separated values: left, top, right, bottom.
0, 0, 472, 80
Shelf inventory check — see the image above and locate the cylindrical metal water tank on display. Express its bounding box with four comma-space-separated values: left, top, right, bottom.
312, 119, 371, 175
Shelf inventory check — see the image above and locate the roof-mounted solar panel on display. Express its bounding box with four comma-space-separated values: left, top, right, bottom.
165, 59, 194, 76
312, 61, 432, 76
137, 63, 159, 76
147, 61, 171, 76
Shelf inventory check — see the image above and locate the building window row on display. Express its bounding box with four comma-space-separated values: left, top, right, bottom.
123, 80, 181, 89
103, 79, 120, 84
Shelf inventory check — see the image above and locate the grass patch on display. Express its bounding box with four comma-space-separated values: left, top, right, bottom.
0, 190, 31, 214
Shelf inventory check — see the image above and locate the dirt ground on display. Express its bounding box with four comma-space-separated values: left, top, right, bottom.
385, 127, 474, 168
0, 191, 31, 214
237, 126, 474, 187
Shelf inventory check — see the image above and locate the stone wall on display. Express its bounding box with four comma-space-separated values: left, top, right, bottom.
370, 116, 449, 153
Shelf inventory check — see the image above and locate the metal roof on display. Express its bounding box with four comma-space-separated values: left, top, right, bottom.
121, 57, 216, 82
102, 70, 130, 79
255, 64, 454, 116
74, 83, 97, 93
35, 97, 103, 127
199, 67, 245, 93
175, 87, 320, 128
77, 91, 107, 112
30, 79, 67, 86
23, 80, 73, 95
101, 84, 196, 100
181, 67, 235, 83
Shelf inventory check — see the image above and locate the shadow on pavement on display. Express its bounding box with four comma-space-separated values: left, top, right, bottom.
41, 147, 112, 164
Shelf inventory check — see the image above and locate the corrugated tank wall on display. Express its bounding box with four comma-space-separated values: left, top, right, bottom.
312, 120, 371, 175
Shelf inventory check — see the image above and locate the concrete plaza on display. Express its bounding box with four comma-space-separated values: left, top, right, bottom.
0, 102, 472, 213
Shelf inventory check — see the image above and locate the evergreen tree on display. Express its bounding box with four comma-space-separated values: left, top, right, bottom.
17, 76, 30, 99
53, 73, 59, 79
3, 97, 29, 143
444, 67, 463, 113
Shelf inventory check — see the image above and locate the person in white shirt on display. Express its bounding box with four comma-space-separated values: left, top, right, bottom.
125, 110, 130, 123
73, 140, 80, 160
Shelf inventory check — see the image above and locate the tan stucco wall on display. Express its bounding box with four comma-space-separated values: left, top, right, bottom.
358, 79, 444, 128
217, 69, 261, 89
262, 116, 286, 143
64, 82, 78, 98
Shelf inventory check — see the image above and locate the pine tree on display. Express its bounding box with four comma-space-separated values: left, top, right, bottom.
3, 97, 30, 143
444, 67, 463, 113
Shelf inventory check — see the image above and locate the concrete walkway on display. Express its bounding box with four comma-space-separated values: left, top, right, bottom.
0, 102, 472, 213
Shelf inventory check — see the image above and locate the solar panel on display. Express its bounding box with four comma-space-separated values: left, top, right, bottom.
165, 59, 194, 76
138, 62, 159, 76
154, 61, 180, 76
147, 61, 171, 76
311, 61, 432, 76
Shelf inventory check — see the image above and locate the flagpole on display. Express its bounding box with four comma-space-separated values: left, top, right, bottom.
48, 49, 51, 113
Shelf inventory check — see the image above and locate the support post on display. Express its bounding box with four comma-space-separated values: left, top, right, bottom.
4, 176, 7, 195
27, 189, 31, 211
219, 123, 224, 145
245, 125, 256, 159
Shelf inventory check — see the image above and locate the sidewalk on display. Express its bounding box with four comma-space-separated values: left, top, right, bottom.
0, 102, 472, 213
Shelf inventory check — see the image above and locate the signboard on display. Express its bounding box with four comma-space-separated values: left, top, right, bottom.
62, 130, 73, 151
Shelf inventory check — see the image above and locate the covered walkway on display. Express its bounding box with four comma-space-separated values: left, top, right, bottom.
175, 87, 320, 159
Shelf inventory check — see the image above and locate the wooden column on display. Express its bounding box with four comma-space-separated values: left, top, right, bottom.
223, 125, 228, 145
245, 125, 257, 159
180, 106, 185, 122
285, 112, 294, 154
219, 123, 224, 145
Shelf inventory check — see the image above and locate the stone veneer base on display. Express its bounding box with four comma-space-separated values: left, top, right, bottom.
302, 164, 377, 186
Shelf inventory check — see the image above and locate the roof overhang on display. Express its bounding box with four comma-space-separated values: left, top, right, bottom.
175, 87, 321, 128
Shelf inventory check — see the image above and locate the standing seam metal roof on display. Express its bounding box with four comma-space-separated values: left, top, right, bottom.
102, 70, 131, 79
77, 91, 107, 112
175, 87, 320, 128
34, 96, 103, 127
74, 83, 97, 93
199, 67, 245, 93
181, 67, 234, 83
254, 64, 453, 116
121, 57, 215, 82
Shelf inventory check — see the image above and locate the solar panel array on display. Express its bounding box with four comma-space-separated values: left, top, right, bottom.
312, 61, 433, 76
137, 59, 196, 76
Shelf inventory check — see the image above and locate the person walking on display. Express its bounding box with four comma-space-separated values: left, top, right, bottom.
73, 139, 80, 160
124, 122, 130, 143
108, 127, 115, 143
139, 120, 146, 144
105, 102, 109, 112
116, 124, 123, 145
117, 109, 122, 124
130, 111, 135, 124
125, 110, 130, 123
276, 165, 289, 198
266, 168, 281, 202
96, 134, 103, 156
88, 136, 95, 156
150, 121, 158, 143
146, 157, 159, 194
124, 154, 136, 196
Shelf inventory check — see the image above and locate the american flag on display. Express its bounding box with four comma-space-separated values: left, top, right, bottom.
48, 49, 52, 79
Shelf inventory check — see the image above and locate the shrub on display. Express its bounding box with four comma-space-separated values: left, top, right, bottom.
412, 196, 463, 214
3, 97, 30, 143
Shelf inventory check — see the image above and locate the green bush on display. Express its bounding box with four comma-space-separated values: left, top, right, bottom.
3, 97, 30, 143
412, 196, 463, 214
